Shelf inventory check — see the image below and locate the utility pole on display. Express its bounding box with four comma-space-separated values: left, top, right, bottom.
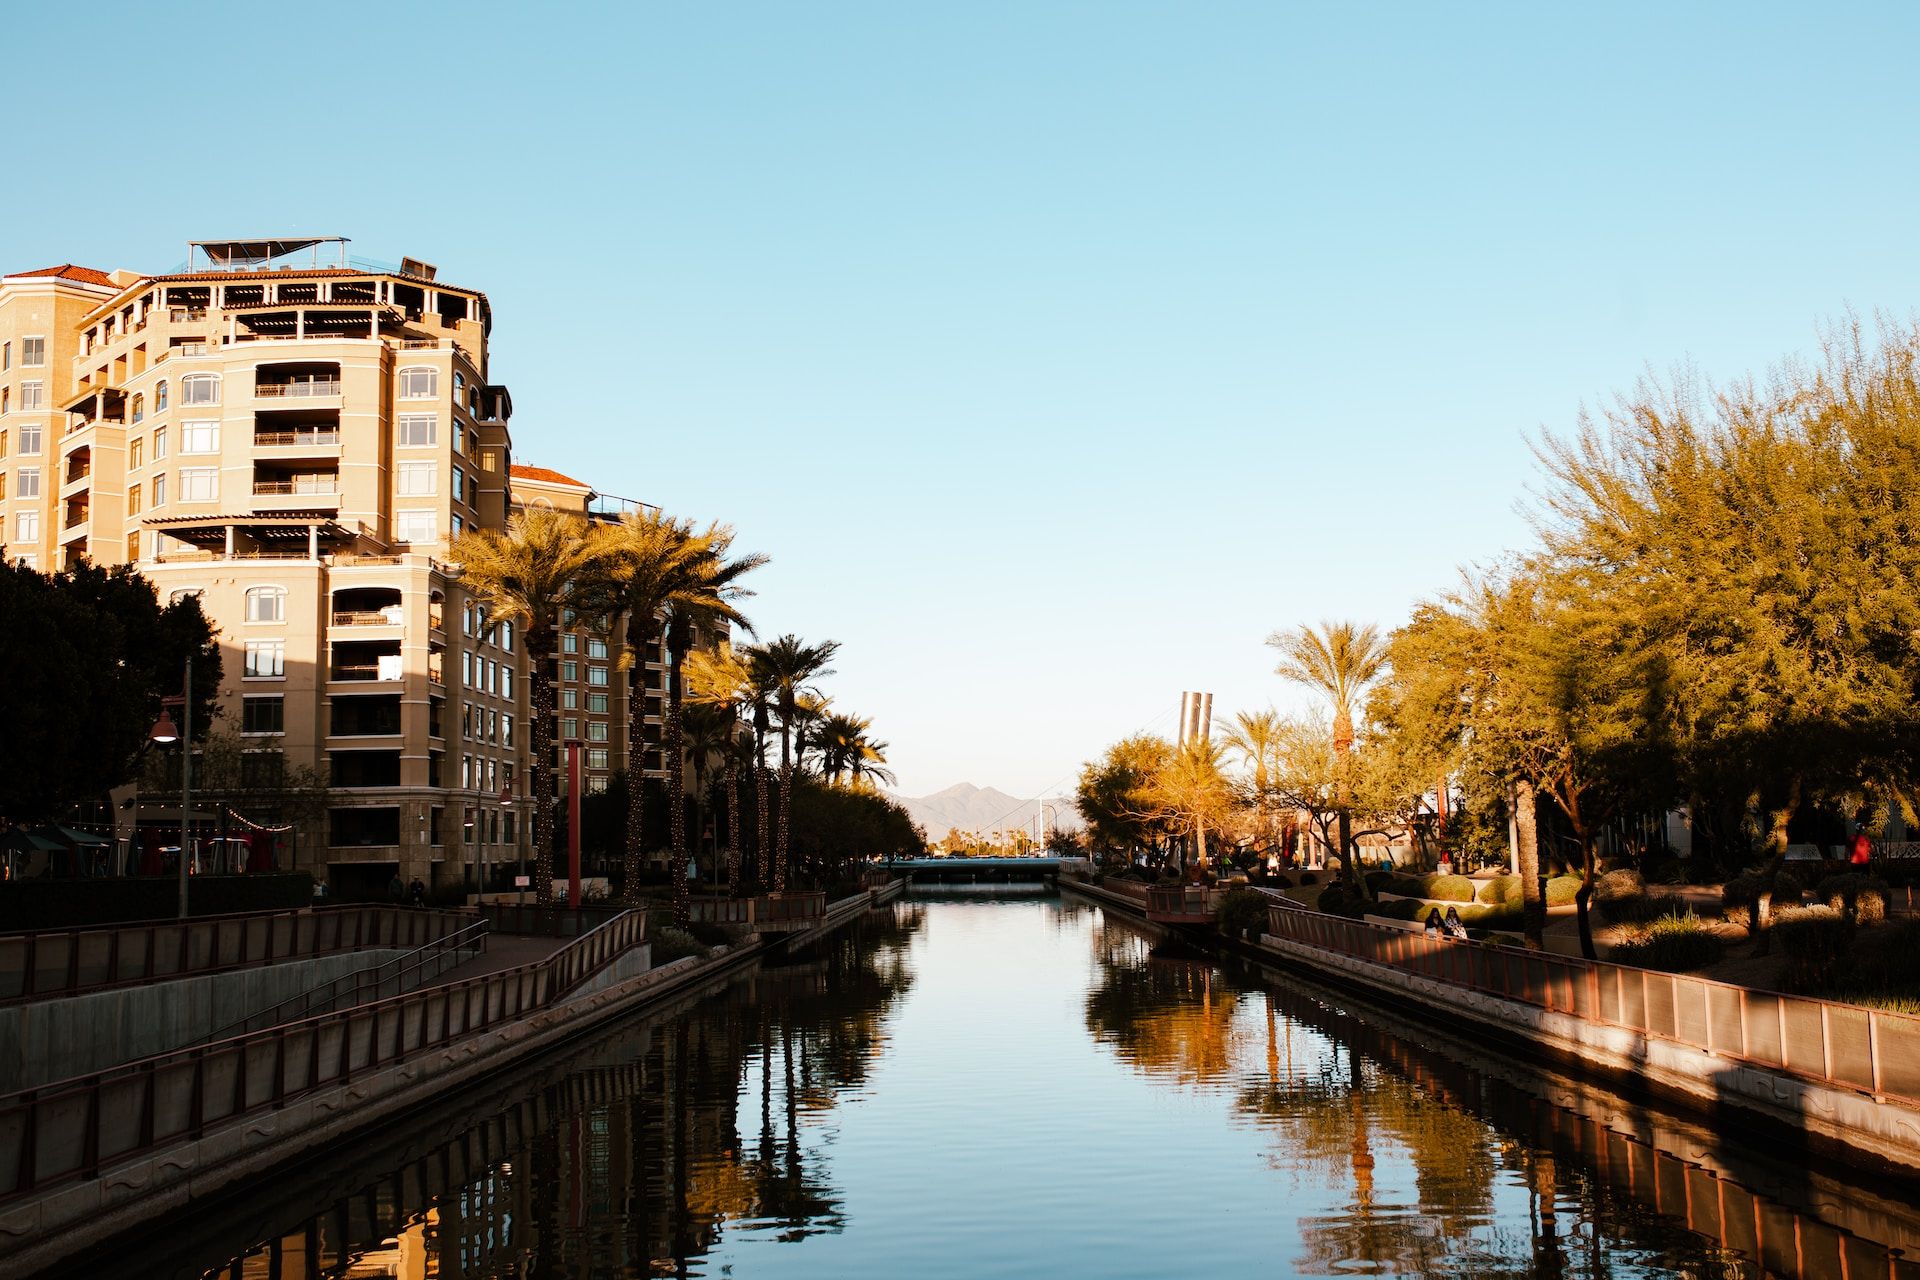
178, 656, 193, 920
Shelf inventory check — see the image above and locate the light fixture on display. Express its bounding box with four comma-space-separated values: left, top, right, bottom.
150, 710, 180, 744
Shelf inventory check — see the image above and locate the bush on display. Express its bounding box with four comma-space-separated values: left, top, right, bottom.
1721, 872, 1770, 924
1478, 874, 1521, 907
1610, 911, 1725, 972
650, 926, 710, 964
1419, 874, 1477, 902
1215, 889, 1270, 941
1545, 875, 1583, 907
1453, 902, 1522, 931
1369, 899, 1431, 923
1819, 874, 1889, 925
1776, 905, 1852, 990
687, 920, 734, 947
1268, 874, 1295, 889
1298, 872, 1318, 886
1364, 871, 1395, 894
1594, 869, 1659, 925
1316, 886, 1365, 919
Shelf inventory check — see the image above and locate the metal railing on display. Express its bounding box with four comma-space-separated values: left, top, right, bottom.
1147, 885, 1213, 916
1264, 899, 1920, 1108
0, 909, 645, 1205
476, 903, 628, 937
0, 907, 475, 1004
253, 429, 340, 447
255, 379, 341, 398
330, 609, 403, 627
200, 919, 488, 1042
759, 891, 828, 924
688, 897, 755, 926
252, 479, 339, 496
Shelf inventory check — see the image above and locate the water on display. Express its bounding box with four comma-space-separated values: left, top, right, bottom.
83, 894, 1920, 1278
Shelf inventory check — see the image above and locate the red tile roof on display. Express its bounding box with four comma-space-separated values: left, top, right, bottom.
10, 264, 116, 287
511, 463, 591, 490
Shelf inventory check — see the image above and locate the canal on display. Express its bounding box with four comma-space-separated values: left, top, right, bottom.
86, 893, 1920, 1279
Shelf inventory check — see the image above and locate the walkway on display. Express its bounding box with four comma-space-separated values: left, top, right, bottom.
422, 934, 569, 988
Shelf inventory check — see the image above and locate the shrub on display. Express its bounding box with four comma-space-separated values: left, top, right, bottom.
1215, 888, 1270, 941
1772, 868, 1804, 902
650, 926, 710, 964
1776, 905, 1852, 990
1298, 871, 1319, 886
687, 920, 734, 947
1370, 899, 1430, 923
1610, 911, 1725, 972
1420, 874, 1477, 902
1594, 869, 1658, 925
1316, 886, 1365, 919
1819, 874, 1889, 925
1721, 872, 1770, 924
1478, 875, 1521, 907
1545, 875, 1583, 907
1364, 871, 1395, 894
1268, 874, 1295, 889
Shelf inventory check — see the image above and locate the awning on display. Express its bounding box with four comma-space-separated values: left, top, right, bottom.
1, 829, 62, 855
37, 826, 109, 848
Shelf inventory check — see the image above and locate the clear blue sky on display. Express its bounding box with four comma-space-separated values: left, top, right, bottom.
9, 3, 1920, 799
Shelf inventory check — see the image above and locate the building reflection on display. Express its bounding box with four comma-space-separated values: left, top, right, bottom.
1081, 914, 1920, 1279
190, 903, 924, 1280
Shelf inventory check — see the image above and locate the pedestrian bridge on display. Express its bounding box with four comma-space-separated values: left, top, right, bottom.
883, 857, 1091, 885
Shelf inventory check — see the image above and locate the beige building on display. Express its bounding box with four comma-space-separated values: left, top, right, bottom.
0, 239, 529, 895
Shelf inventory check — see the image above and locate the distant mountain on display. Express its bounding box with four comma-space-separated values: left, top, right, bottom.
888, 783, 1082, 841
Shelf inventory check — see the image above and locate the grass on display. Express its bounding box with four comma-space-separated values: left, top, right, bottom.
1609, 911, 1725, 972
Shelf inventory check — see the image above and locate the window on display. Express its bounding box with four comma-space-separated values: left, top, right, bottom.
154, 381, 168, 411
499, 621, 512, 651
18, 383, 43, 411
586, 638, 608, 659
561, 660, 578, 683
1, 389, 8, 414
20, 338, 44, 367
18, 423, 39, 455
2, 341, 8, 369
396, 510, 436, 544
242, 696, 285, 734
587, 692, 608, 714
586, 776, 608, 795
130, 394, 144, 425
127, 484, 141, 516
181, 421, 218, 453
486, 708, 498, 743
246, 585, 286, 622
180, 375, 219, 406
179, 468, 217, 502
244, 639, 285, 677
397, 461, 437, 495
481, 447, 500, 472
500, 666, 512, 698
14, 510, 38, 541
561, 718, 578, 741
453, 424, 465, 456
153, 428, 167, 460
129, 438, 143, 469
562, 632, 578, 653
449, 513, 464, 537
462, 652, 473, 686
152, 473, 166, 506
561, 688, 578, 709
587, 749, 610, 771
397, 414, 436, 446
587, 665, 608, 687
587, 721, 609, 743
398, 367, 437, 399
15, 468, 38, 499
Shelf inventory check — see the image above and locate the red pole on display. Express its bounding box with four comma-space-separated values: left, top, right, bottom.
566, 740, 583, 909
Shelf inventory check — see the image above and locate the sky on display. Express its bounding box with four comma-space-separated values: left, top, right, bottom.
9, 3, 1920, 801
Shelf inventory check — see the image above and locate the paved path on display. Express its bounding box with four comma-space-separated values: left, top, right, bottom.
423, 935, 569, 987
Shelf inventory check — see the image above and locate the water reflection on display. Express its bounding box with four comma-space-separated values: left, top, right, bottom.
68, 897, 1920, 1279
1081, 911, 1920, 1278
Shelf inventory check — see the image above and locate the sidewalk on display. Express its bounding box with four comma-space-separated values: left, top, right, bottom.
423, 934, 569, 988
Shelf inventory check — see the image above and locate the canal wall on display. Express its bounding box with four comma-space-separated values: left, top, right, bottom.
0, 948, 409, 1093
1060, 876, 1920, 1180
0, 886, 900, 1280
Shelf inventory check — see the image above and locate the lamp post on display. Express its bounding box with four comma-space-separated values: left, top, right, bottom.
149, 654, 192, 920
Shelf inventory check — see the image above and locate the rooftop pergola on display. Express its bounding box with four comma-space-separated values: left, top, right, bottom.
186, 237, 351, 274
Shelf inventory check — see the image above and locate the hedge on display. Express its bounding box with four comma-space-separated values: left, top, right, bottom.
0, 873, 314, 931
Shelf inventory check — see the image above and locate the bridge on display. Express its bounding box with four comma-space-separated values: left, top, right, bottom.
884, 856, 1091, 885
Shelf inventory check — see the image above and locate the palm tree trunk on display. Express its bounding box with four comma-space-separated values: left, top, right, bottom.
529, 640, 558, 907
725, 747, 744, 897
1515, 778, 1545, 949
775, 721, 793, 892
668, 646, 690, 930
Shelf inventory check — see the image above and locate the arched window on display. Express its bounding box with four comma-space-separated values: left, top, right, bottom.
453, 372, 465, 393
154, 380, 168, 411
181, 374, 220, 406
398, 366, 437, 399
246, 585, 286, 622
130, 393, 144, 424
168, 587, 204, 606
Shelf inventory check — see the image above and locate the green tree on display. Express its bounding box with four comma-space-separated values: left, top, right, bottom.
1074, 735, 1174, 864
452, 508, 608, 906
1139, 737, 1235, 874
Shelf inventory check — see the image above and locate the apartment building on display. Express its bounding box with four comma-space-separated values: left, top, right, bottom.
0, 239, 529, 895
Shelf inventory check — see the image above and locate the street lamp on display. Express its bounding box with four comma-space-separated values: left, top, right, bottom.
150, 655, 192, 920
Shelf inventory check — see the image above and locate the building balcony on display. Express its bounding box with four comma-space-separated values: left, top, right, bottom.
331, 608, 405, 628
254, 378, 341, 400
252, 428, 341, 452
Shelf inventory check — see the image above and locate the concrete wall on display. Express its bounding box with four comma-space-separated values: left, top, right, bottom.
0, 948, 406, 1091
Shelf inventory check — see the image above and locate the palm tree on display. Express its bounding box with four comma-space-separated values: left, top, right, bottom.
789, 692, 832, 774
1222, 708, 1284, 861
847, 732, 896, 792
597, 512, 763, 925
815, 711, 872, 784
687, 641, 755, 895
744, 635, 839, 892
451, 509, 608, 907
1267, 621, 1389, 892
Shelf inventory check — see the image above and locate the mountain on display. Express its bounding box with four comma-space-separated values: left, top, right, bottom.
887, 783, 1082, 840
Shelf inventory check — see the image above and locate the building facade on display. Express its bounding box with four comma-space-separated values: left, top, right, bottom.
0, 240, 530, 895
